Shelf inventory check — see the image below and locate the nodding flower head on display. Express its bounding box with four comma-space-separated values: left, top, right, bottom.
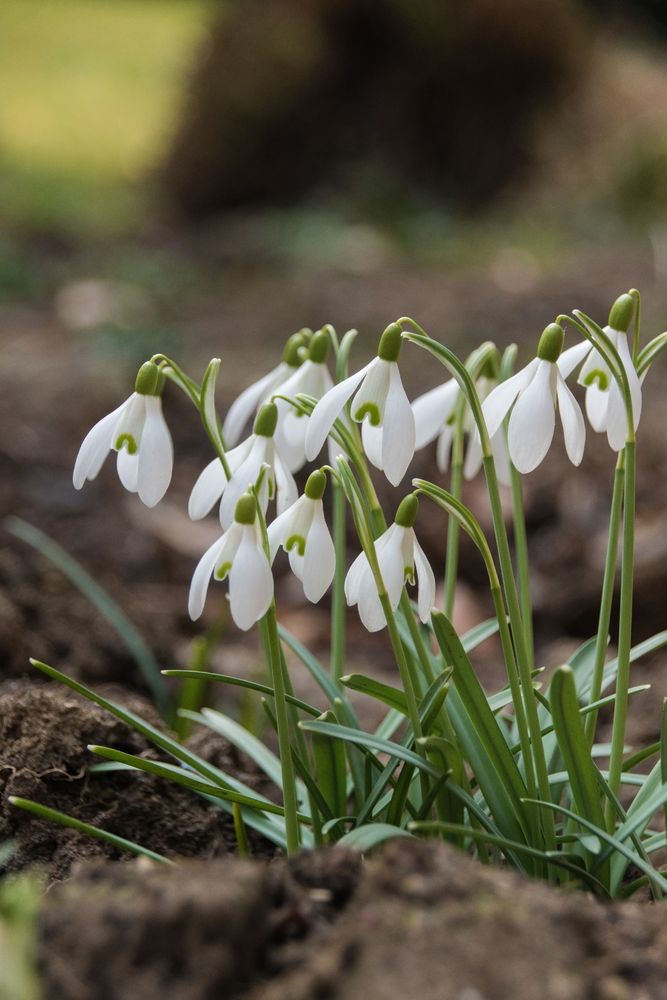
222, 330, 311, 447
481, 323, 586, 475
73, 361, 173, 508
305, 324, 416, 486
189, 401, 298, 529
271, 330, 335, 473
188, 492, 274, 630
344, 494, 435, 632
267, 469, 336, 603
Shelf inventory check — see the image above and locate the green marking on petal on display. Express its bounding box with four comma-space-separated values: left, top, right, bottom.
115, 433, 137, 455
285, 534, 306, 556
215, 561, 232, 580
404, 566, 415, 585
583, 368, 609, 390
354, 402, 381, 426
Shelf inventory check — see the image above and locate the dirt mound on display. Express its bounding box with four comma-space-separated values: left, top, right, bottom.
37, 840, 667, 1000
0, 681, 260, 880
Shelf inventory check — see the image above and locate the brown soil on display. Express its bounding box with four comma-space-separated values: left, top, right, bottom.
0, 681, 271, 881
38, 840, 667, 1000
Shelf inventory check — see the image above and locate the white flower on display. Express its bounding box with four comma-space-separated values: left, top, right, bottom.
412, 373, 512, 485
272, 332, 334, 473
188, 493, 273, 630
268, 471, 335, 602
305, 323, 415, 486
344, 496, 435, 632
73, 362, 173, 508
482, 324, 586, 475
189, 402, 297, 530
222, 331, 309, 447
575, 328, 642, 452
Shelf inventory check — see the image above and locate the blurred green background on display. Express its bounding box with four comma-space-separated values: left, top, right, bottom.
1, 0, 667, 343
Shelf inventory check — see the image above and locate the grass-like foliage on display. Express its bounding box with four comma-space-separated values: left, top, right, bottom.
11, 291, 667, 899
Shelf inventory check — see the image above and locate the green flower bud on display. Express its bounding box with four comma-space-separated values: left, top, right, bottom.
134, 361, 161, 396
234, 493, 257, 525
608, 293, 634, 333
283, 331, 310, 367
378, 323, 403, 362
308, 330, 330, 364
304, 469, 327, 500
537, 323, 564, 363
253, 401, 278, 437
395, 494, 419, 528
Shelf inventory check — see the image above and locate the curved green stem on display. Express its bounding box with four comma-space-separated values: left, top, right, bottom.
444, 405, 465, 617
585, 453, 624, 745
331, 482, 347, 683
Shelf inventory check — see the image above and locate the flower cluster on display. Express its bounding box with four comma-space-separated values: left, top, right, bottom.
73, 293, 646, 632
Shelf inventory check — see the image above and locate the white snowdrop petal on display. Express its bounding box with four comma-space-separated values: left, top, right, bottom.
462, 428, 482, 481
274, 409, 308, 473
482, 358, 540, 439
585, 382, 610, 433
112, 392, 146, 450
137, 396, 173, 507
305, 362, 372, 460
116, 446, 139, 493
507, 361, 555, 474
556, 375, 586, 467
267, 498, 302, 561
189, 458, 229, 521
361, 420, 383, 470
357, 574, 387, 632
344, 549, 369, 605
616, 333, 642, 433
413, 536, 436, 624
222, 363, 288, 447
436, 423, 455, 474
351, 358, 391, 424
377, 525, 408, 609
274, 452, 299, 515
557, 340, 591, 379
490, 428, 512, 487
302, 505, 336, 602
229, 527, 274, 631
219, 437, 267, 528
72, 400, 127, 488
188, 534, 228, 621
381, 364, 416, 486
412, 380, 459, 450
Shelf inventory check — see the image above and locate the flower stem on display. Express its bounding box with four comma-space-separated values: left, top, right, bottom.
444, 409, 465, 617
584, 453, 624, 745
260, 605, 301, 853
330, 481, 347, 683
509, 465, 534, 667
605, 441, 636, 826
483, 455, 554, 851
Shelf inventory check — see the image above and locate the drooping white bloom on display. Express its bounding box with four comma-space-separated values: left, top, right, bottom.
272, 331, 334, 473
412, 371, 512, 485
73, 361, 173, 508
344, 495, 435, 632
268, 470, 335, 602
576, 324, 641, 452
188, 493, 273, 629
222, 331, 309, 447
305, 323, 415, 486
482, 323, 586, 475
189, 402, 297, 529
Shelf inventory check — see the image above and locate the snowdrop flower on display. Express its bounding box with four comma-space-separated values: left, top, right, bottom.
268, 470, 335, 602
222, 331, 310, 447
305, 323, 415, 486
574, 294, 642, 452
273, 330, 334, 472
345, 495, 435, 632
412, 361, 512, 485
73, 361, 173, 508
482, 323, 585, 475
189, 402, 297, 529
188, 493, 273, 629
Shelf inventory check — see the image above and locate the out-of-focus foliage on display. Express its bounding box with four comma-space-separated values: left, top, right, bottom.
0, 0, 208, 237
161, 0, 586, 220
0, 863, 42, 1000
